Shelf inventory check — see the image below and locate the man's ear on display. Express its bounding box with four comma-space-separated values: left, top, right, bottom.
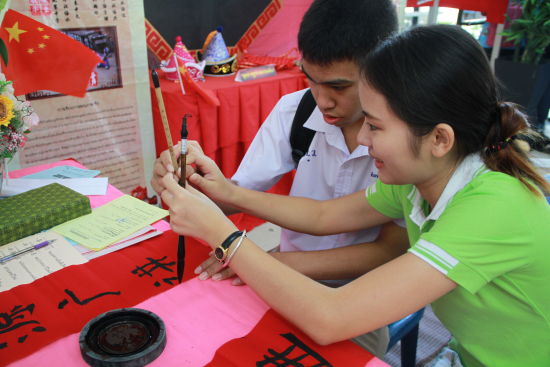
430, 123, 455, 157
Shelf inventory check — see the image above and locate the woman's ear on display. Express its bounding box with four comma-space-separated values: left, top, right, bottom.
430, 123, 455, 157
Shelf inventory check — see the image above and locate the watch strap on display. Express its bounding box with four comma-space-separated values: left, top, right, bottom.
215, 230, 243, 263
225, 230, 247, 267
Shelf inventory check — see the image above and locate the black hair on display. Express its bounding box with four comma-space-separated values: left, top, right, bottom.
360, 25, 550, 196
298, 0, 397, 66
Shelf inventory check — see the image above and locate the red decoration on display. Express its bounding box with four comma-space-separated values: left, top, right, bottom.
206, 309, 376, 366
238, 50, 299, 71
0, 9, 101, 97
180, 67, 220, 106
406, 0, 508, 24
130, 185, 158, 205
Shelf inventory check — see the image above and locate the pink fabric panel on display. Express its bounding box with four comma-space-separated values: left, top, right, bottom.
8, 278, 270, 367
8, 277, 389, 366
247, 0, 314, 57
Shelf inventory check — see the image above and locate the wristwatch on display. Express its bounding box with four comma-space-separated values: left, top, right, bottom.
214, 231, 243, 264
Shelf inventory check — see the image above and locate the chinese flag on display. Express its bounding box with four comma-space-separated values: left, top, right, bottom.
0, 9, 101, 97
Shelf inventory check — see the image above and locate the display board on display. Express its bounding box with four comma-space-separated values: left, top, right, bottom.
9, 0, 154, 194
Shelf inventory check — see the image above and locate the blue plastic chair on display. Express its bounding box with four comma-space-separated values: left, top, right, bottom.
387, 308, 425, 367
545, 175, 550, 204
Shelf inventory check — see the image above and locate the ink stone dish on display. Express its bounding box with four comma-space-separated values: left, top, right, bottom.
79, 308, 166, 367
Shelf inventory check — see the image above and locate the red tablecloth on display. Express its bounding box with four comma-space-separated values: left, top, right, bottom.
150, 67, 308, 177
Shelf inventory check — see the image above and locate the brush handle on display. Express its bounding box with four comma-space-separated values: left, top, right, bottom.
152, 71, 178, 170
178, 151, 186, 188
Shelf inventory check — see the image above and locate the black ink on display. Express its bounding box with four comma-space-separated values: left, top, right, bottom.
131, 256, 175, 278
0, 305, 41, 334
58, 299, 69, 309
162, 277, 178, 285
256, 333, 333, 367
58, 289, 121, 309
0, 304, 46, 349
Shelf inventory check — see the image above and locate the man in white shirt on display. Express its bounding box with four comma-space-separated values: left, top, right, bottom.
152, 0, 408, 358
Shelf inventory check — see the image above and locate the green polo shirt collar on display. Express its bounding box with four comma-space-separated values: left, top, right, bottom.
408, 154, 487, 228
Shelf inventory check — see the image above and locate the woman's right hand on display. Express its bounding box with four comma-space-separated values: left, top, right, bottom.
160, 172, 237, 248
151, 142, 181, 196
185, 143, 237, 205
151, 140, 205, 196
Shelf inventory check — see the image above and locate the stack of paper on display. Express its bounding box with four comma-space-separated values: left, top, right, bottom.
1, 165, 108, 197
72, 225, 163, 260
0, 166, 169, 289
52, 195, 169, 254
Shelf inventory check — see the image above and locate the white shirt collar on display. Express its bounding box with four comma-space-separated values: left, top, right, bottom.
304, 107, 338, 134
304, 107, 369, 157
409, 154, 487, 227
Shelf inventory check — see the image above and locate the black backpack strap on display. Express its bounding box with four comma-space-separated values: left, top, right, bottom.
290, 89, 317, 165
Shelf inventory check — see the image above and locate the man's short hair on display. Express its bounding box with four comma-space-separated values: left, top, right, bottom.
298, 0, 397, 65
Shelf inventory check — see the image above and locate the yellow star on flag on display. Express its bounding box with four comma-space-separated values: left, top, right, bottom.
38, 43, 46, 49
37, 27, 44, 32
5, 21, 27, 42
27, 48, 34, 54
42, 34, 50, 40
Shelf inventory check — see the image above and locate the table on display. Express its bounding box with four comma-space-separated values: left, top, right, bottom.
1, 160, 388, 367
150, 67, 308, 178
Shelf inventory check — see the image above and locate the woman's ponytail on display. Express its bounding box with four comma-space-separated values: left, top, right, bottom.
482, 102, 550, 196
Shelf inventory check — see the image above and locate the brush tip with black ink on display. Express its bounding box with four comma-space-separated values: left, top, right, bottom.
151, 69, 160, 88
181, 114, 190, 139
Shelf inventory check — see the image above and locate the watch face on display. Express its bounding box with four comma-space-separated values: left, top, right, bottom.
214, 247, 225, 261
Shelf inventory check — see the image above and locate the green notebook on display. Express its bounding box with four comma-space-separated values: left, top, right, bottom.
0, 183, 91, 246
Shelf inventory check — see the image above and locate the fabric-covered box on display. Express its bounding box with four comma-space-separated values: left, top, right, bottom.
0, 183, 91, 246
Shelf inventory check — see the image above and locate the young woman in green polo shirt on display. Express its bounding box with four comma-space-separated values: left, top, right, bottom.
159, 25, 550, 366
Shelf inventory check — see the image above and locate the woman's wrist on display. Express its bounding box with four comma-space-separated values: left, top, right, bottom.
218, 179, 240, 207
207, 220, 238, 250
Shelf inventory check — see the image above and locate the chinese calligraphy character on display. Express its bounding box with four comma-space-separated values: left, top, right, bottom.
0, 304, 46, 349
257, 333, 333, 367
131, 256, 178, 287
58, 288, 121, 309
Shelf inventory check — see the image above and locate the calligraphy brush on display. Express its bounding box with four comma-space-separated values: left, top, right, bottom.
151, 69, 178, 170
177, 115, 190, 283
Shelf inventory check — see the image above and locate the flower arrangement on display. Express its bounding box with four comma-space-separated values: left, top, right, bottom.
0, 72, 39, 159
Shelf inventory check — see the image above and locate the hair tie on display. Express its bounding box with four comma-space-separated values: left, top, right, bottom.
487, 135, 516, 153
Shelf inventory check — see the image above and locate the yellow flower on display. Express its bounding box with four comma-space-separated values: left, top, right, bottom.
0, 95, 14, 126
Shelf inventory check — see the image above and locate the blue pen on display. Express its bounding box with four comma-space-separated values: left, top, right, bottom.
0, 240, 55, 264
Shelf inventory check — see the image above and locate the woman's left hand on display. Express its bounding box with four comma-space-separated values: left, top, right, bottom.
160, 173, 237, 248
